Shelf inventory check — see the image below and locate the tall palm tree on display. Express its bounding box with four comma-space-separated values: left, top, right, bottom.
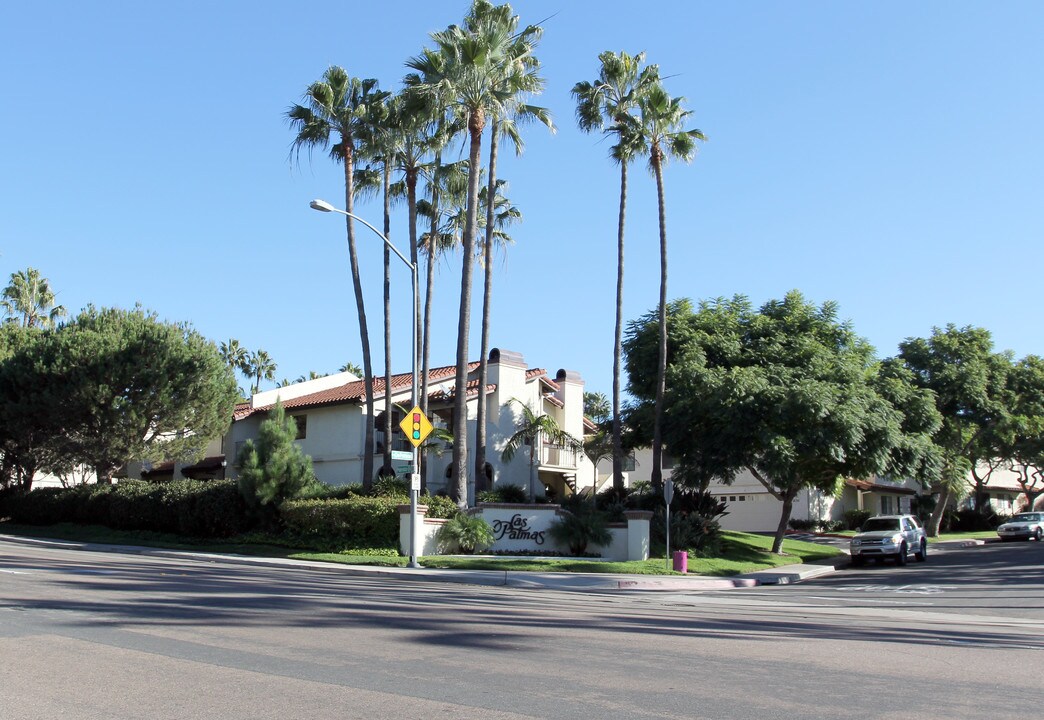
501, 398, 583, 502
219, 338, 248, 374
1, 268, 67, 328
405, 48, 463, 492
572, 51, 660, 492
358, 93, 397, 478
474, 178, 524, 489
470, 1, 553, 490
382, 90, 461, 481
416, 160, 467, 426
634, 80, 705, 492
583, 391, 612, 425
219, 338, 250, 396
245, 349, 277, 394
295, 371, 329, 383
287, 66, 388, 491
339, 361, 363, 376
408, 0, 547, 508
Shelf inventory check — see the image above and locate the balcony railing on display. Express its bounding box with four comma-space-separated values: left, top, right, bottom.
540, 441, 579, 469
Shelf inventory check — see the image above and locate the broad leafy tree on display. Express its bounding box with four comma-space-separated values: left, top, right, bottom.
625, 293, 940, 553
38, 306, 238, 484
996, 355, 1044, 511
896, 325, 1013, 533
1, 267, 67, 329
288, 66, 388, 491
573, 50, 660, 493
0, 325, 61, 488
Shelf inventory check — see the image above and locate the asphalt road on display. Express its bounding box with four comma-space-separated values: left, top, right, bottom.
0, 537, 1041, 720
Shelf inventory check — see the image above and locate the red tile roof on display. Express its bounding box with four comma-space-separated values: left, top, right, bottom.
428, 379, 497, 402
236, 362, 480, 420
526, 367, 560, 392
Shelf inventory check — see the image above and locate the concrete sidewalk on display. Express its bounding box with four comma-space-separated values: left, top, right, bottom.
0, 532, 855, 592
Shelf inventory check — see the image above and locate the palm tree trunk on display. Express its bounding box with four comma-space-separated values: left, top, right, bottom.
612, 160, 628, 493
529, 431, 537, 502
451, 110, 484, 509
474, 121, 500, 492
650, 148, 668, 494
421, 150, 441, 493
344, 147, 375, 491
382, 162, 393, 478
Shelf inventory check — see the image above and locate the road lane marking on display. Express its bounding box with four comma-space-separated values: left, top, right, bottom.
837, 584, 956, 595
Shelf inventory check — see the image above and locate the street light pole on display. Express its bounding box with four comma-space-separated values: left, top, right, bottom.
310, 198, 421, 568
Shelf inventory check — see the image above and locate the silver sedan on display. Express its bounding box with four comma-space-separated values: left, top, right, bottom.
997, 512, 1044, 541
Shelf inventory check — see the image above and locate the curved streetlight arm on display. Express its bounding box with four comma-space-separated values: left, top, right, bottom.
310, 198, 421, 569
310, 199, 414, 271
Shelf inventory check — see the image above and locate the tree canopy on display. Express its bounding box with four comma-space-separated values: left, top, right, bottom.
0, 306, 238, 487
624, 292, 940, 552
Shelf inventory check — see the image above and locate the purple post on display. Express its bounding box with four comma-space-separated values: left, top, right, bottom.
672, 550, 688, 573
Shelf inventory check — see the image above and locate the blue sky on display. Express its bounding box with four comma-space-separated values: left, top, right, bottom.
3, 1, 1042, 397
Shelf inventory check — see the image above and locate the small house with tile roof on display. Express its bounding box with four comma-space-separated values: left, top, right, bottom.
224, 348, 594, 503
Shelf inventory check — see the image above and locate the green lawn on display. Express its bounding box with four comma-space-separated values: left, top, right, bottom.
0, 522, 842, 576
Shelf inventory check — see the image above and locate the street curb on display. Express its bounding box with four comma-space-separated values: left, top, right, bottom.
615, 577, 760, 590
0, 532, 849, 592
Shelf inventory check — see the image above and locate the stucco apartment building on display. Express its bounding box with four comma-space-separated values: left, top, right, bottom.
225, 348, 594, 503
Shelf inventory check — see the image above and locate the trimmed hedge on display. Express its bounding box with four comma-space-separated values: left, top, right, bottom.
0, 480, 251, 538
0, 479, 461, 551
281, 495, 401, 547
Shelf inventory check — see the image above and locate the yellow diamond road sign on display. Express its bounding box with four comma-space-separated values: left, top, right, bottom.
399, 406, 433, 447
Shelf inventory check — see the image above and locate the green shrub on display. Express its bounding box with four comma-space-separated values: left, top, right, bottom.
788, 518, 816, 532
71, 484, 115, 525
477, 484, 528, 504
3, 487, 66, 525
548, 508, 613, 555
435, 514, 495, 554
167, 479, 252, 537
843, 509, 872, 530
595, 486, 632, 521
295, 482, 359, 500
420, 493, 458, 519
280, 496, 401, 548
107, 480, 170, 531
653, 507, 722, 555
950, 506, 1001, 532
373, 477, 410, 497
1, 480, 252, 538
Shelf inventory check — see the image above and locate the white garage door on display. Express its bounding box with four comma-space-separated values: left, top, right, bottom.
714, 492, 783, 533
